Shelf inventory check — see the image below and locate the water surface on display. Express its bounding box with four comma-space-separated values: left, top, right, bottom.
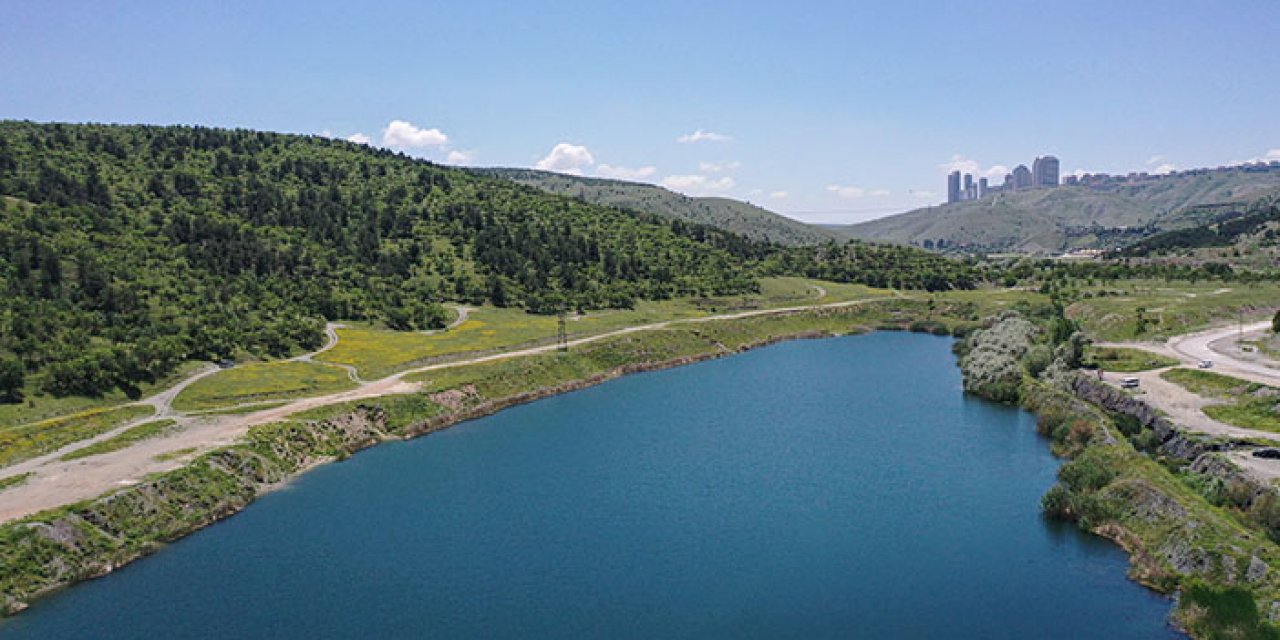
2, 333, 1178, 638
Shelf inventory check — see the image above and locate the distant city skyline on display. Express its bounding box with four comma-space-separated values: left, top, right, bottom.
1, 1, 1278, 224
947, 155, 1058, 203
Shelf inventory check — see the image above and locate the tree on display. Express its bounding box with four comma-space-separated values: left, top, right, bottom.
1134, 307, 1149, 336
0, 357, 24, 403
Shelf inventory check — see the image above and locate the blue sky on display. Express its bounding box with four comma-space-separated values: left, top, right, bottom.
3, 1, 1279, 223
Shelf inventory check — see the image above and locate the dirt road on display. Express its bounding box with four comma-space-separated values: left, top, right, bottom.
1097, 320, 1280, 483
0, 295, 890, 524
1100, 321, 1278, 387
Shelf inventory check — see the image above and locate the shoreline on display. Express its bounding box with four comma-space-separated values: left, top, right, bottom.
2, 303, 917, 616
4, 302, 1275, 639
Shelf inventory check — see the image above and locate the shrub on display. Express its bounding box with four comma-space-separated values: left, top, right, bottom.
1022, 344, 1053, 377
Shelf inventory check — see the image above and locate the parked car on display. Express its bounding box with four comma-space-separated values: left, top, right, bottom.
1198, 360, 1213, 369
1120, 377, 1140, 389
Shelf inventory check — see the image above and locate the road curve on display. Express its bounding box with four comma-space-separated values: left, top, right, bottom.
1102, 321, 1277, 388
1168, 321, 1276, 383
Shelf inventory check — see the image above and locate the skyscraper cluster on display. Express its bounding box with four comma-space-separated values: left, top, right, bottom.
947, 155, 1059, 204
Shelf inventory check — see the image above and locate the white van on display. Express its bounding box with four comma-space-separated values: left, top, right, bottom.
1120, 377, 1140, 389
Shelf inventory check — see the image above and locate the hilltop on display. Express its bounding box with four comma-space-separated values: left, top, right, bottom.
836, 164, 1280, 253
472, 168, 835, 246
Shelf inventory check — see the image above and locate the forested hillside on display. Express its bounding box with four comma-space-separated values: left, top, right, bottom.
0, 121, 976, 401
1117, 196, 1280, 266
474, 168, 835, 246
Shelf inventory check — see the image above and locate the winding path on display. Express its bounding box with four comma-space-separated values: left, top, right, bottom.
0, 295, 891, 524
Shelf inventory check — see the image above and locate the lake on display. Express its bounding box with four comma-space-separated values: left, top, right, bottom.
0, 332, 1179, 638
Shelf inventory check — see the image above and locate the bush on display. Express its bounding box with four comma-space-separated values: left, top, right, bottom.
959, 316, 1038, 403
1060, 451, 1116, 492
1022, 344, 1053, 377
1178, 580, 1280, 640
0, 357, 23, 403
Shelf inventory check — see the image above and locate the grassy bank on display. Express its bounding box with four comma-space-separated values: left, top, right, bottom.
962, 315, 1280, 638
1162, 369, 1280, 432
59, 420, 181, 462
1067, 280, 1280, 342
1087, 346, 1180, 372
0, 405, 155, 469
172, 361, 357, 412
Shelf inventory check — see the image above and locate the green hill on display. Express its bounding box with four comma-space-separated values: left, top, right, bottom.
836, 165, 1280, 253
0, 122, 767, 399
472, 168, 835, 246
0, 121, 973, 402
1116, 196, 1280, 269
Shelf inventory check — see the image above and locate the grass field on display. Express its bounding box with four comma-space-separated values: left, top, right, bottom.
318, 278, 892, 379
0, 361, 204, 429
1086, 346, 1180, 372
1161, 368, 1280, 432
173, 361, 357, 412
1067, 280, 1280, 342
0, 404, 155, 468
61, 420, 181, 462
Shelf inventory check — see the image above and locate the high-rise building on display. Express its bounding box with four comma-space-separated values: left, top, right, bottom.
1032, 156, 1060, 187
1012, 164, 1033, 190
945, 155, 1062, 204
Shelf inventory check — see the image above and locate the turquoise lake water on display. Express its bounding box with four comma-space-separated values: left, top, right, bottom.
1, 332, 1180, 638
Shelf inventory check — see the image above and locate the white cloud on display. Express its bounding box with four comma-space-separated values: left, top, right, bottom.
1144, 155, 1176, 174
597, 164, 657, 180
983, 164, 1010, 179
769, 190, 789, 199
698, 160, 741, 173
939, 155, 1009, 179
320, 129, 334, 138
661, 174, 735, 195
909, 190, 936, 199
535, 143, 595, 175
677, 129, 732, 144
445, 149, 475, 165
869, 189, 891, 197
346, 133, 372, 145
382, 119, 449, 148
827, 185, 866, 198
1233, 149, 1280, 165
